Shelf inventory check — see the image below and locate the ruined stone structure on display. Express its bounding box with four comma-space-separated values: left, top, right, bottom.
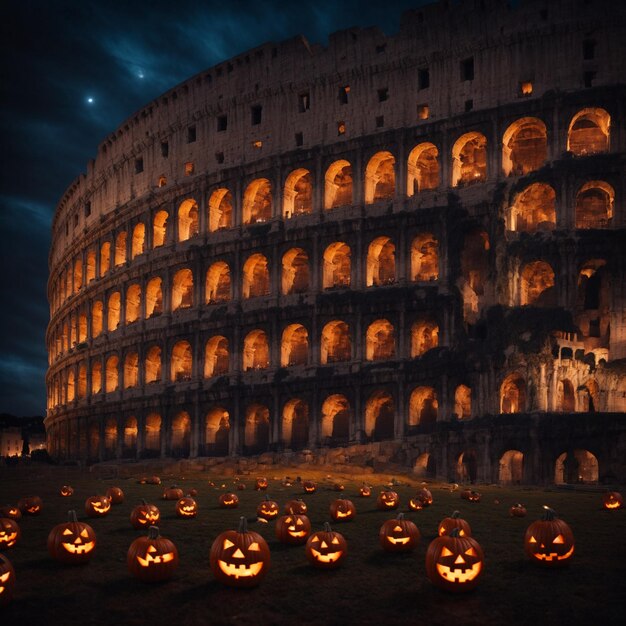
45, 0, 626, 484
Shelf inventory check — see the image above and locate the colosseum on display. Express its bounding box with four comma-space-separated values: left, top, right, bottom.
45, 0, 626, 485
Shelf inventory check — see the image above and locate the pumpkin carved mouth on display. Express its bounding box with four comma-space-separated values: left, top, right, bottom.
136, 548, 176, 567
0, 570, 9, 594
217, 560, 263, 578
62, 541, 95, 554
436, 560, 482, 582
530, 545, 574, 561
0, 533, 18, 547
386, 536, 410, 545
309, 548, 343, 563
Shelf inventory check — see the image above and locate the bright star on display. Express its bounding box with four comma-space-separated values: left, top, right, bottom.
138, 71, 144, 79
87, 97, 94, 104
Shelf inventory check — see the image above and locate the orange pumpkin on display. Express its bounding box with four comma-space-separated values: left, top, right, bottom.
509, 503, 527, 518
379, 513, 420, 553
59, 485, 74, 497
162, 486, 184, 501
85, 495, 111, 518
106, 487, 124, 505
303, 481, 317, 493
130, 500, 161, 529
524, 507, 574, 567
603, 491, 623, 510
255, 477, 269, 491
359, 485, 371, 498
175, 496, 198, 518
218, 493, 239, 509
17, 495, 43, 515
256, 496, 280, 521
284, 499, 307, 515
0, 518, 20, 550
0, 506, 21, 522
0, 554, 16, 606
329, 499, 356, 522
275, 513, 311, 545
305, 523, 347, 569
47, 510, 96, 565
127, 526, 179, 582
416, 487, 433, 506
377, 490, 400, 510
438, 511, 472, 537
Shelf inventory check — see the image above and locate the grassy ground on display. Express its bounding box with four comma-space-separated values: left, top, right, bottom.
0, 464, 624, 625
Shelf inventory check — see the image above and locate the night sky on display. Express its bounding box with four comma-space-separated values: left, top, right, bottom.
0, 0, 428, 417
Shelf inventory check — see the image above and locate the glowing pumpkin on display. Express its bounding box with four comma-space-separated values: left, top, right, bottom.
17, 495, 43, 515
408, 497, 425, 511
59, 485, 74, 497
416, 487, 433, 506
303, 481, 317, 494
509, 503, 527, 518
210, 516, 270, 588
461, 489, 481, 502
85, 495, 111, 518
425, 529, 484, 592
47, 510, 96, 565
329, 499, 356, 522
379, 513, 420, 553
130, 500, 161, 529
105, 486, 124, 504
0, 506, 21, 521
359, 485, 371, 497
284, 499, 307, 515
127, 526, 179, 582
218, 493, 239, 509
175, 496, 198, 518
377, 490, 400, 510
0, 518, 20, 550
275, 513, 311, 545
603, 491, 623, 510
255, 477, 269, 491
438, 511, 472, 537
257, 496, 280, 521
333, 483, 345, 492
524, 506, 574, 567
306, 523, 347, 569
0, 554, 15, 607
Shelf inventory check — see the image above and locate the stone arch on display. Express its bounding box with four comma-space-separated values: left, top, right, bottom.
509, 183, 556, 232
500, 373, 526, 413
125, 284, 141, 324
172, 268, 194, 310
73, 258, 82, 293
321, 394, 350, 440
283, 169, 312, 217
502, 117, 547, 176
456, 450, 478, 482
131, 222, 145, 259
365, 390, 395, 441
321, 320, 351, 364
365, 151, 396, 204
413, 452, 436, 478
281, 248, 309, 294
107, 291, 121, 331
366, 236, 395, 286
170, 340, 192, 381
557, 379, 576, 412
499, 450, 523, 484
104, 417, 117, 459
205, 261, 231, 303
324, 160, 353, 209
123, 416, 137, 457
243, 330, 270, 371
323, 242, 351, 289
100, 241, 110, 276
91, 361, 102, 394
410, 319, 439, 357
208, 188, 233, 232
78, 313, 87, 342
205, 407, 229, 455
281, 324, 308, 367
282, 398, 309, 450
145, 346, 162, 384
242, 253, 270, 298
555, 449, 599, 484
66, 370, 75, 402
407, 142, 439, 195
567, 107, 610, 156
171, 411, 191, 457
153, 210, 168, 248
454, 384, 472, 419
244, 404, 270, 452
243, 178, 272, 224
86, 249, 96, 283
178, 198, 199, 241
410, 233, 439, 281
366, 319, 395, 361
204, 336, 229, 378
408, 386, 438, 426
575, 181, 614, 228
452, 132, 487, 186
124, 352, 139, 388
77, 364, 87, 399
146, 277, 163, 317
105, 355, 119, 392
520, 261, 555, 306
114, 231, 127, 266
144, 412, 161, 456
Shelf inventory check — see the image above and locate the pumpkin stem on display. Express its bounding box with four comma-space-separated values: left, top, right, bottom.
397, 513, 405, 520
147, 526, 160, 539
140, 499, 148, 505
264, 495, 270, 501
323, 522, 332, 532
451, 510, 461, 519
68, 510, 78, 522
542, 506, 556, 520
238, 516, 248, 533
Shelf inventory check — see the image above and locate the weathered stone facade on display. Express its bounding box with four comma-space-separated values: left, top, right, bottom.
45, 0, 626, 483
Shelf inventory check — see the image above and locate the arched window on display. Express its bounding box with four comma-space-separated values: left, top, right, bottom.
114, 232, 127, 266
172, 268, 194, 310
77, 364, 87, 399
321, 394, 350, 440
66, 370, 75, 402
146, 277, 163, 317
576, 259, 607, 313
205, 408, 230, 455
502, 117, 547, 176
91, 360, 102, 394
107, 292, 121, 331
243, 330, 270, 371
321, 320, 351, 364
153, 210, 168, 248
244, 404, 270, 451
454, 385, 472, 419
243, 178, 272, 224
410, 234, 439, 281
86, 250, 96, 283
410, 319, 439, 357
557, 379, 576, 412
78, 313, 87, 342
242, 254, 270, 298
145, 346, 162, 384
131, 223, 145, 258
105, 355, 119, 392
178, 199, 199, 241
281, 324, 308, 366
365, 390, 394, 440
204, 336, 229, 377
323, 242, 351, 289
452, 132, 487, 186
366, 236, 395, 286
365, 151, 396, 204
407, 143, 439, 195
281, 248, 309, 294
205, 262, 231, 303
124, 353, 139, 388
73, 258, 82, 293
324, 160, 353, 209
366, 319, 395, 360
575, 181, 614, 228
520, 261, 555, 306
171, 340, 192, 381
567, 108, 610, 156
509, 183, 556, 232
208, 188, 233, 232
100, 242, 111, 276
91, 301, 103, 338
500, 373, 526, 413
282, 399, 309, 450
171, 411, 191, 457
283, 169, 312, 217
125, 284, 141, 324
408, 387, 438, 426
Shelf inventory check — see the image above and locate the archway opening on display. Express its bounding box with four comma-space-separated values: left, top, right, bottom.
242, 254, 270, 298
104, 418, 117, 460
205, 408, 230, 456
146, 277, 163, 317
172, 268, 194, 310
244, 404, 270, 453
321, 320, 351, 364
452, 132, 487, 186
366, 319, 395, 361
499, 450, 523, 484
366, 236, 395, 286
555, 449, 599, 484
408, 387, 438, 426
456, 451, 478, 483
323, 242, 351, 289
567, 108, 610, 156
171, 411, 191, 457
131, 223, 145, 259
365, 390, 395, 441
243, 330, 270, 371
500, 373, 526, 413
520, 261, 555, 306
171, 340, 192, 381
243, 178, 272, 224
509, 183, 556, 232
407, 142, 439, 195
282, 248, 309, 294
208, 189, 233, 231
325, 160, 353, 209
410, 234, 439, 281
413, 452, 436, 478
145, 346, 162, 384
144, 413, 161, 457
153, 210, 168, 248
206, 262, 231, 303
178, 199, 199, 241
281, 324, 308, 367
557, 379, 576, 412
454, 385, 472, 419
124, 353, 138, 388
125, 284, 141, 324
321, 394, 350, 443
410, 319, 439, 357
575, 181, 614, 229
365, 151, 396, 203
204, 336, 229, 377
502, 117, 547, 176
283, 169, 312, 217
123, 416, 137, 458
282, 399, 309, 450
105, 356, 119, 392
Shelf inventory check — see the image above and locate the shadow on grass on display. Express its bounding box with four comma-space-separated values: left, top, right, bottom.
22, 557, 66, 572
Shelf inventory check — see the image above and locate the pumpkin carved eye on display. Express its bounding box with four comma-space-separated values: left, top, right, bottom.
0, 572, 9, 582
248, 542, 260, 552
465, 547, 477, 556
553, 534, 565, 544
441, 547, 454, 557
223, 539, 234, 549
529, 536, 537, 543
331, 537, 340, 545
393, 525, 403, 532
80, 529, 89, 538
62, 529, 73, 536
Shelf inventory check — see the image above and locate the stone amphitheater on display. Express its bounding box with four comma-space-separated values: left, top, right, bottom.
45, 0, 626, 484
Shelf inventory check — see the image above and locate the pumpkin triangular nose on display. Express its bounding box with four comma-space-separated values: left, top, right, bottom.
232, 548, 245, 558
321, 541, 328, 548
454, 555, 465, 564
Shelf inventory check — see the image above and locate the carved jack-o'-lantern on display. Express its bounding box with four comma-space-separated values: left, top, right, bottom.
359, 485, 372, 498
127, 526, 179, 582
255, 477, 268, 491
438, 511, 472, 537
275, 513, 311, 545
210, 517, 271, 588
175, 496, 198, 518
284, 499, 307, 515
0, 518, 20, 550
256, 496, 280, 521
60, 485, 74, 497
524, 507, 574, 567
306, 523, 347, 569
106, 487, 124, 505
333, 483, 345, 492
18, 495, 43, 515
47, 510, 97, 565
162, 486, 184, 501
329, 499, 356, 522
377, 490, 400, 510
408, 497, 425, 511
303, 481, 317, 494
218, 493, 239, 509
461, 489, 481, 502
416, 488, 433, 506
425, 529, 484, 592
509, 503, 527, 518
130, 500, 161, 529
85, 495, 112, 518
379, 513, 420, 553
0, 506, 21, 522
603, 491, 623, 510
0, 554, 16, 607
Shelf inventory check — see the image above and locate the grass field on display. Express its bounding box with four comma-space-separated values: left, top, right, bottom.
0, 464, 624, 625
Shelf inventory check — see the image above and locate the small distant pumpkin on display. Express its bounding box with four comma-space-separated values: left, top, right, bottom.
127, 526, 179, 582
509, 503, 527, 518
303, 481, 317, 494
379, 513, 420, 553
130, 500, 161, 529
47, 510, 96, 565
18, 495, 43, 515
416, 488, 433, 506
257, 496, 280, 521
148, 476, 161, 485
218, 493, 239, 509
306, 523, 347, 569
461, 489, 481, 502
408, 497, 425, 511
60, 485, 74, 497
237, 483, 246, 491
175, 496, 198, 518
188, 488, 198, 497
0, 518, 20, 550
106, 487, 124, 505
255, 477, 268, 491
0, 554, 16, 607
85, 495, 111, 518
0, 506, 21, 522
162, 486, 184, 501
377, 490, 400, 510
524, 507, 574, 567
333, 483, 345, 492
330, 499, 356, 522
602, 491, 623, 510
359, 485, 371, 498
284, 499, 307, 515
438, 511, 472, 537
275, 514, 311, 545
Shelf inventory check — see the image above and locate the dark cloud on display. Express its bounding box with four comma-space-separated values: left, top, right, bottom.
0, 0, 426, 416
